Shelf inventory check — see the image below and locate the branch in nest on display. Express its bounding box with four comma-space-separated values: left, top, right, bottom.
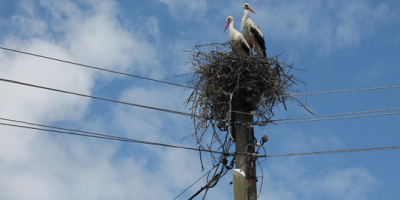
185, 42, 310, 163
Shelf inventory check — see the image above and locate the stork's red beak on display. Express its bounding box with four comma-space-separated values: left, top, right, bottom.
224, 21, 230, 32
248, 6, 256, 14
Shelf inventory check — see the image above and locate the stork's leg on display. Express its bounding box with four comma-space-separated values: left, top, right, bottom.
252, 42, 256, 55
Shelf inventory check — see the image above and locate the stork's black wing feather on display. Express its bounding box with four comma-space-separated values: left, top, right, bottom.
250, 26, 267, 57
241, 41, 250, 53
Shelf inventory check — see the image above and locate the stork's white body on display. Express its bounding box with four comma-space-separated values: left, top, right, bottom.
225, 16, 250, 55
241, 4, 267, 57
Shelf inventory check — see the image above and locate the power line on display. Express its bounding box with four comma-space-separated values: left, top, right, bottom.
0, 120, 228, 155
0, 46, 193, 89
4, 121, 398, 181
2, 46, 400, 98
233, 89, 400, 118
271, 108, 400, 123
290, 85, 400, 96
3, 46, 400, 95
2, 78, 399, 127
268, 112, 400, 125
261, 146, 400, 158
0, 78, 195, 117
0, 78, 247, 123
0, 117, 135, 141
173, 166, 217, 200
3, 77, 398, 125
162, 72, 194, 80
3, 46, 400, 122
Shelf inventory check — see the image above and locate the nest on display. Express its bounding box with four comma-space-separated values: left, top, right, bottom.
185, 42, 310, 161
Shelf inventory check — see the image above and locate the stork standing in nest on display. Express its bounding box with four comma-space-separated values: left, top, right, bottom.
224, 16, 251, 55
241, 3, 267, 57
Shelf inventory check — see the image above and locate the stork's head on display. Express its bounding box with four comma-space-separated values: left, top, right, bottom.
224, 16, 234, 32
243, 3, 256, 14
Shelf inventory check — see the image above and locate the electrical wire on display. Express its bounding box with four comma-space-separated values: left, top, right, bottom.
2, 46, 400, 109
234, 90, 400, 118
256, 159, 264, 199
0, 46, 193, 89
3, 46, 400, 123
0, 120, 229, 155
268, 112, 400, 125
8, 115, 393, 159
259, 146, 400, 158
2, 47, 400, 96
0, 117, 141, 141
161, 72, 194, 80
0, 78, 196, 117
272, 108, 400, 122
2, 78, 399, 127
289, 85, 400, 96
173, 166, 217, 200
0, 78, 250, 123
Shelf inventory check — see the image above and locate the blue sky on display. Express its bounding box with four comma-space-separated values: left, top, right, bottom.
0, 0, 399, 199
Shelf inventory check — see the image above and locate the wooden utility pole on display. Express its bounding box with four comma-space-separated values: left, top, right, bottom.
234, 102, 257, 200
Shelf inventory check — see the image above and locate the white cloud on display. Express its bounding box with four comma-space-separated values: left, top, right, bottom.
308, 167, 378, 200
10, 15, 48, 37
144, 17, 161, 42
334, 0, 391, 47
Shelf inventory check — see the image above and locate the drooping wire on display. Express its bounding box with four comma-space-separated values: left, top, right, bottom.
0, 120, 230, 155
0, 46, 193, 89
173, 166, 218, 200
189, 165, 223, 200
2, 46, 400, 121
191, 154, 235, 200
161, 72, 194, 80
268, 112, 400, 125
173, 153, 235, 199
271, 107, 400, 122
0, 78, 196, 117
256, 159, 264, 199
289, 85, 400, 96
231, 88, 400, 118
2, 76, 400, 125
2, 77, 399, 127
258, 146, 400, 161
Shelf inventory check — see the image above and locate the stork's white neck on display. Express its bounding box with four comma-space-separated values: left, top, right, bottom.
242, 9, 249, 31
229, 21, 236, 37
243, 9, 249, 20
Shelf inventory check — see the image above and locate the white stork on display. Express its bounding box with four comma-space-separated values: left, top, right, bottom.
224, 16, 251, 55
241, 3, 267, 57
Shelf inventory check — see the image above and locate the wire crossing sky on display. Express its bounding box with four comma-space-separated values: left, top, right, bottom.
0, 78, 195, 117
2, 116, 398, 157
0, 46, 193, 89
2, 76, 399, 125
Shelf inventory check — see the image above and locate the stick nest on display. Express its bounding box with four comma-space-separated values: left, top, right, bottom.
185, 42, 310, 159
